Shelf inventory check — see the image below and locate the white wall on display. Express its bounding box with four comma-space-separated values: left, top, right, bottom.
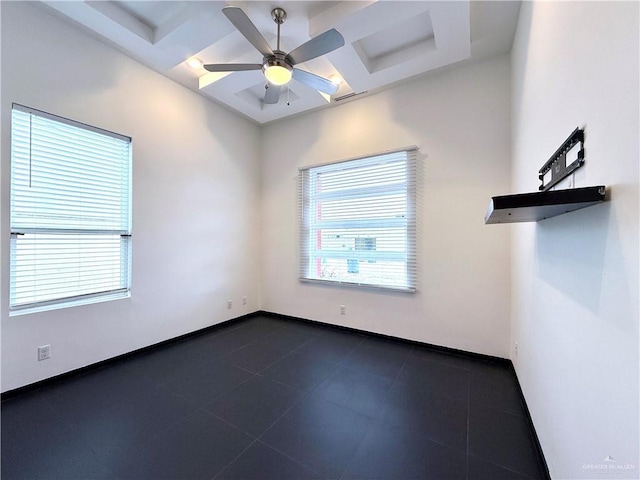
261, 55, 512, 357
511, 2, 639, 479
1, 2, 262, 391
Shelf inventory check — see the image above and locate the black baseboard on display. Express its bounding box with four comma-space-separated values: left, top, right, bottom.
507, 362, 552, 480
256, 310, 510, 366
4, 308, 511, 400
1, 311, 259, 400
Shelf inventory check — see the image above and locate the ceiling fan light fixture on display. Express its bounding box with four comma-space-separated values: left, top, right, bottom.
263, 59, 293, 86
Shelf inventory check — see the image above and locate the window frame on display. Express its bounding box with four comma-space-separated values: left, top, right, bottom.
298, 147, 417, 293
9, 104, 132, 315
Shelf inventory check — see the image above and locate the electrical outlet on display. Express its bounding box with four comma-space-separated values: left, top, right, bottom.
514, 342, 519, 358
227, 300, 232, 309
242, 296, 247, 306
340, 305, 346, 315
38, 345, 50, 361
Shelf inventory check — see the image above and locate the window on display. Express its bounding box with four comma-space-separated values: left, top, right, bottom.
298, 148, 417, 291
10, 105, 132, 314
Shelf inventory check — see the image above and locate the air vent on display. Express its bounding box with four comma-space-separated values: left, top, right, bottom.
334, 91, 368, 102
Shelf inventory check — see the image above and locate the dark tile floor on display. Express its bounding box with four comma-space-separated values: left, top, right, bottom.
1, 315, 548, 480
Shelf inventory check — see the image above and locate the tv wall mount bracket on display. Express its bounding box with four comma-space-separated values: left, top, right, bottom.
484, 127, 606, 224
538, 127, 585, 191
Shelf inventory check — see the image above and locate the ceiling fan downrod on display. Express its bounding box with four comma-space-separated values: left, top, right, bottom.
271, 8, 287, 52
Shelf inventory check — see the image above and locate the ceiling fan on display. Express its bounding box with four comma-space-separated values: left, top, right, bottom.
204, 6, 345, 105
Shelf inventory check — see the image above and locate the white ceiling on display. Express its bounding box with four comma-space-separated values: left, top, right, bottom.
40, 1, 521, 125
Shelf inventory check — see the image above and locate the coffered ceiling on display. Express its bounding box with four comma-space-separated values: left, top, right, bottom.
40, 1, 521, 125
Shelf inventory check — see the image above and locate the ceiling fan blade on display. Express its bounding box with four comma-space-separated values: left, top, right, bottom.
286, 29, 345, 65
293, 69, 339, 95
223, 6, 273, 57
204, 63, 262, 72
264, 84, 282, 105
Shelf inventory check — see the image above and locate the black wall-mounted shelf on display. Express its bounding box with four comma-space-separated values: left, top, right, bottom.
485, 186, 606, 224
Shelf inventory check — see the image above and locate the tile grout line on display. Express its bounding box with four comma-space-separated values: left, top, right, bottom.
467, 453, 539, 480
337, 346, 411, 480
204, 326, 347, 463
222, 323, 321, 375
249, 373, 332, 477
207, 324, 317, 480
362, 375, 471, 454
245, 335, 365, 477
256, 357, 338, 439
256, 438, 325, 478
210, 437, 260, 480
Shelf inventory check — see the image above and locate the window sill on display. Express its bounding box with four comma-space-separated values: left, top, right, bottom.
9, 291, 130, 317
300, 278, 416, 293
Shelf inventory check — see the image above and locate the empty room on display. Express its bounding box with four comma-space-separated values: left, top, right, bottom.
1, 1, 638, 479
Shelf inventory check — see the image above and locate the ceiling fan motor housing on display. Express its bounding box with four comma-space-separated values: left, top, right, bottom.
263, 51, 291, 70
263, 51, 293, 85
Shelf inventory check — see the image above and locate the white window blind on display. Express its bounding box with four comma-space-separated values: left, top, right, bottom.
298, 148, 417, 292
10, 104, 132, 313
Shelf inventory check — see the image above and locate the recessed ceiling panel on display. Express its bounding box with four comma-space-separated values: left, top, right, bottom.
39, 0, 520, 125
354, 10, 435, 70
111, 1, 186, 30
356, 11, 433, 60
